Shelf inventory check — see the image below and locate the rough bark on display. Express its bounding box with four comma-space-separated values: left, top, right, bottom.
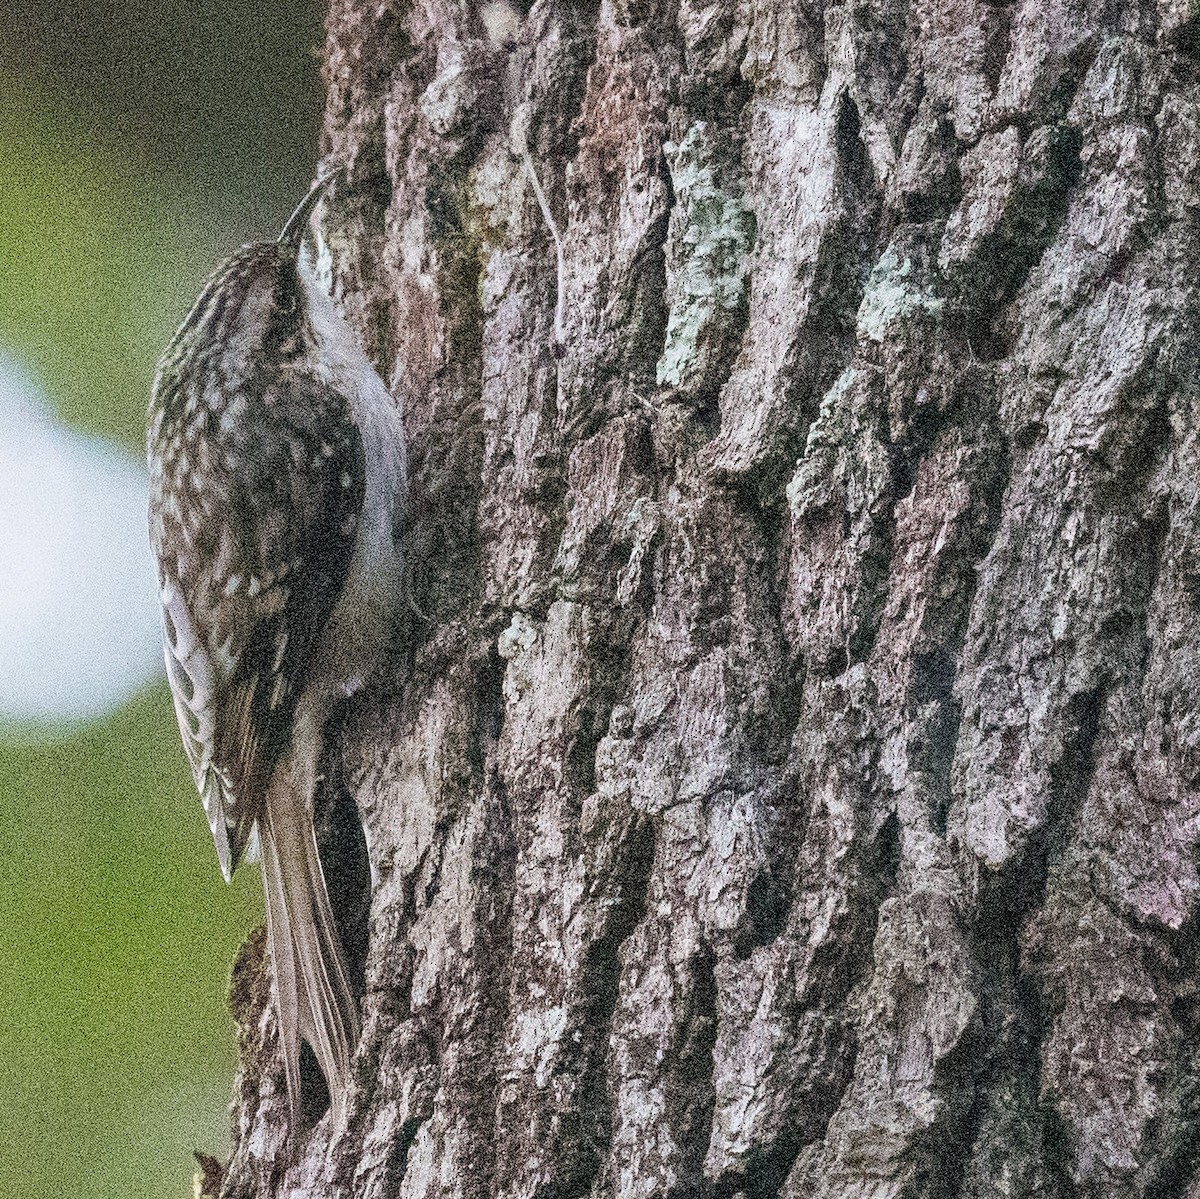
213, 2, 1200, 1197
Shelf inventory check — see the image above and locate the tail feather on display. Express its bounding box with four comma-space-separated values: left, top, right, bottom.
260, 785, 360, 1129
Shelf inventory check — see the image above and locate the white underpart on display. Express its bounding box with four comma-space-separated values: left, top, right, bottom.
0, 353, 160, 727
295, 255, 406, 738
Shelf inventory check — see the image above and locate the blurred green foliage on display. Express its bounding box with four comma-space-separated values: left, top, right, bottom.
0, 690, 260, 1199
0, 76, 218, 449
0, 3, 325, 1195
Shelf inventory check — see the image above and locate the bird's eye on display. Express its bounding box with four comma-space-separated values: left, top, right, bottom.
274, 269, 301, 321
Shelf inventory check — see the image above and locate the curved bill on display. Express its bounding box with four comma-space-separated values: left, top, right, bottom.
277, 172, 336, 248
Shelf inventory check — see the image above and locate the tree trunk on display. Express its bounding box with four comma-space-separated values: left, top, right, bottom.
213, 2, 1200, 1196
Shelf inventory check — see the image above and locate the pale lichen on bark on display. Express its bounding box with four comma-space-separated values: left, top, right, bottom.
656, 121, 756, 397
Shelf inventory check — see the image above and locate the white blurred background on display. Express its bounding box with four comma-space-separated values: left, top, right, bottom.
0, 354, 160, 725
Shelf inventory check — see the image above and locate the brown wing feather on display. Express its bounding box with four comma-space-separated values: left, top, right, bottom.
149, 367, 365, 876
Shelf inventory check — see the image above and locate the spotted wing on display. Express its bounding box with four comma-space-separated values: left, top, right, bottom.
149, 369, 365, 879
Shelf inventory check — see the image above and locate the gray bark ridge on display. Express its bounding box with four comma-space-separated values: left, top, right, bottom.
213, 3, 1200, 1198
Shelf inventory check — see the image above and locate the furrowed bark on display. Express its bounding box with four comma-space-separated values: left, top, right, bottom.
213, 2, 1200, 1197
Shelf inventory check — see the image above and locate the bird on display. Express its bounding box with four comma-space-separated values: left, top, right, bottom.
147, 174, 405, 1133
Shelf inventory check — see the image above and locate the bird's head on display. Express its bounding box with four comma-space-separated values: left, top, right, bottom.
153, 175, 333, 395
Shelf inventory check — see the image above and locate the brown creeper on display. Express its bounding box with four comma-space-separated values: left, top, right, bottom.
147, 176, 404, 1132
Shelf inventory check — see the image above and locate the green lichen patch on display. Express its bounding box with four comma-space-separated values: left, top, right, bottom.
856, 245, 945, 343
656, 123, 757, 398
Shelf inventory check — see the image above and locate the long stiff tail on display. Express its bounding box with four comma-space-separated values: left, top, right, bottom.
259, 781, 360, 1130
